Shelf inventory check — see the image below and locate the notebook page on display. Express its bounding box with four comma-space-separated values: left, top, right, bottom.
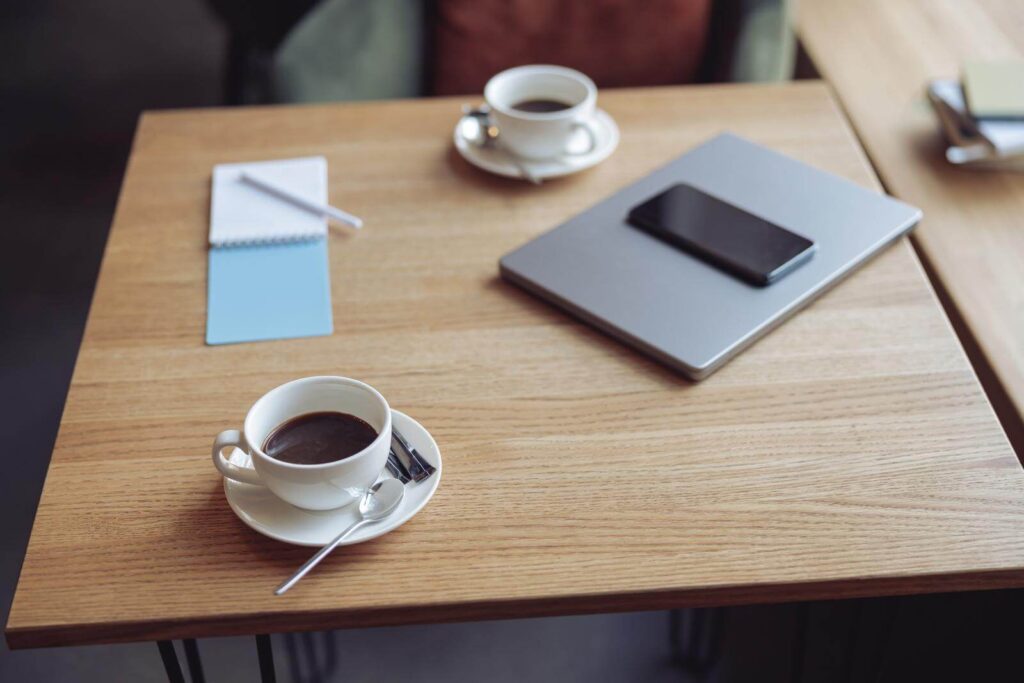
209, 156, 328, 246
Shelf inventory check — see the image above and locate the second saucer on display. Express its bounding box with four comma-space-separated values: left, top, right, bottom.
454, 109, 620, 181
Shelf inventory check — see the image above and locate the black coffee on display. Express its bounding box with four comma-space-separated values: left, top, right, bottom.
263, 412, 377, 465
511, 98, 573, 113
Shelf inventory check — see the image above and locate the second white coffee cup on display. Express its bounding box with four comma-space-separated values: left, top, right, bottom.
211, 376, 392, 511
484, 64, 599, 160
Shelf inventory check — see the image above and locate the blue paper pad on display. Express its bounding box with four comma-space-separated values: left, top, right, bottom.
206, 239, 333, 345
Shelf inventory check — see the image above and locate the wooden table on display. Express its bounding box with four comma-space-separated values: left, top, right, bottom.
8, 82, 1024, 650
799, 0, 1024, 450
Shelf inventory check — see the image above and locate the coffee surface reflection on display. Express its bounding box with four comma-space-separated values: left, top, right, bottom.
263, 412, 377, 465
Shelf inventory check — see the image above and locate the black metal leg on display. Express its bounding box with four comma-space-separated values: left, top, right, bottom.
257, 633, 277, 683
669, 609, 682, 660
669, 607, 725, 677
183, 638, 205, 683
320, 630, 338, 678
301, 631, 317, 678
284, 631, 305, 682
869, 598, 899, 683
157, 640, 186, 683
790, 602, 809, 683
844, 600, 864, 683
289, 630, 339, 682
839, 596, 899, 683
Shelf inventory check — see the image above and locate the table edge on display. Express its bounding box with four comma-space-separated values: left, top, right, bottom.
9, 567, 1024, 649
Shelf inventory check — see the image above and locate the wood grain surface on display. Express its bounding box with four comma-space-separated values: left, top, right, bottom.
8, 83, 1024, 649
799, 0, 1024, 447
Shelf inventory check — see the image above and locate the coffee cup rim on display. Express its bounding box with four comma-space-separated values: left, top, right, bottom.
484, 64, 597, 121
243, 376, 392, 470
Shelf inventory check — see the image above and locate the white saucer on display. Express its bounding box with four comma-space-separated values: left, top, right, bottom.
453, 109, 619, 181
223, 410, 442, 547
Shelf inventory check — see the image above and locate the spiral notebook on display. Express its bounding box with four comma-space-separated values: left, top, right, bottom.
206, 157, 333, 345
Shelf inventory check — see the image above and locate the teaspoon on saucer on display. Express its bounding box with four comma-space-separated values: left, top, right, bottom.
274, 478, 405, 595
460, 106, 542, 185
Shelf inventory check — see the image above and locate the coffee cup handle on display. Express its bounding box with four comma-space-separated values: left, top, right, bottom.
564, 119, 598, 156
212, 429, 263, 486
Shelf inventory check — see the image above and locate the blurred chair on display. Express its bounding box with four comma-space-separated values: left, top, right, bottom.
272, 0, 426, 104
208, 0, 794, 104
428, 0, 713, 95
207, 0, 321, 103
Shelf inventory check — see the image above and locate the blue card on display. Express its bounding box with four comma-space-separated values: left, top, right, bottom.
206, 239, 333, 345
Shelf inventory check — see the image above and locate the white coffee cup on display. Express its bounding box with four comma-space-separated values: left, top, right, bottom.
484, 64, 599, 160
211, 376, 392, 511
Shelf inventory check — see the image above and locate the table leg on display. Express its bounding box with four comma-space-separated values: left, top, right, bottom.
183, 638, 206, 683
157, 640, 185, 683
790, 603, 809, 683
284, 630, 339, 681
256, 633, 277, 683
868, 598, 899, 681
669, 607, 724, 675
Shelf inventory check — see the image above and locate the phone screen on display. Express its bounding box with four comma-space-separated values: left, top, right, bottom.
628, 183, 816, 285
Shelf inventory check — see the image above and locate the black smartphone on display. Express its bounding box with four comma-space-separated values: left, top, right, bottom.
628, 183, 816, 286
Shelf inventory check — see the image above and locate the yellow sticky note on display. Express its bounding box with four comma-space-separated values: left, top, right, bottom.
963, 60, 1024, 119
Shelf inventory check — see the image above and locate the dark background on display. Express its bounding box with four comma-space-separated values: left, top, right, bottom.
1, 1, 1021, 681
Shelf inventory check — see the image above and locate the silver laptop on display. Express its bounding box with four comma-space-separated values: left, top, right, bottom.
499, 133, 922, 380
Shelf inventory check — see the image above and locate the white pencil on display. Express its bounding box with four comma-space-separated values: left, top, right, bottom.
239, 171, 364, 229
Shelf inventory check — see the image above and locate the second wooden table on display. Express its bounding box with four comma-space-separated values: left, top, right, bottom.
799, 0, 1024, 448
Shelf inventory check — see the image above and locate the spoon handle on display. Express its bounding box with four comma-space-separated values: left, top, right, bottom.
275, 519, 370, 595
510, 157, 542, 185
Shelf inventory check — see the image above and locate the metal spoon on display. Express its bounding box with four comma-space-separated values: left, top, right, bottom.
275, 479, 405, 595
460, 107, 542, 185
